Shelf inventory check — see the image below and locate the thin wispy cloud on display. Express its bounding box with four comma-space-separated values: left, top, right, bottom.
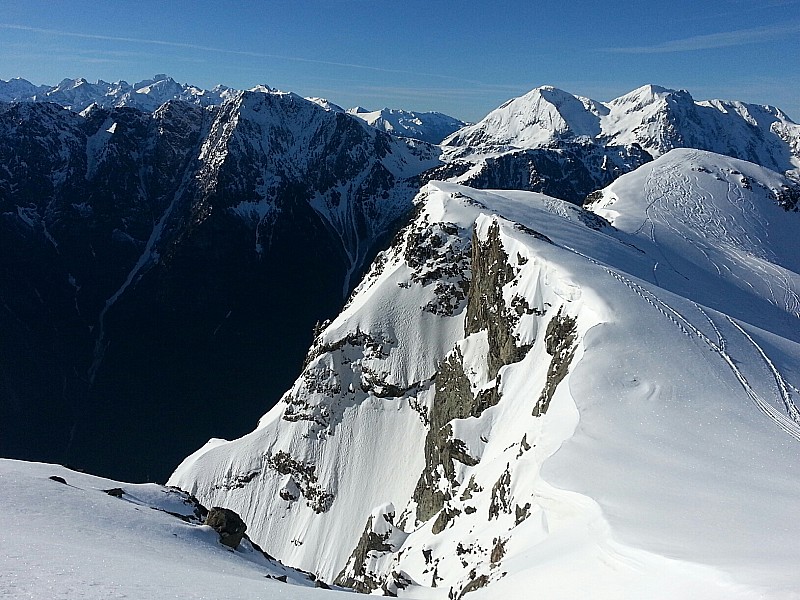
0, 23, 487, 86
603, 23, 800, 54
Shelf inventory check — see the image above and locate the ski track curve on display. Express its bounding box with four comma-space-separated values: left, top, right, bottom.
639, 151, 800, 318
612, 269, 800, 442
561, 239, 800, 442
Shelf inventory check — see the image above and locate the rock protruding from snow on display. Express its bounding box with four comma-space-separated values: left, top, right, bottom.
173, 171, 800, 599
334, 503, 408, 594
1, 459, 327, 598
432, 139, 653, 205
205, 507, 248, 549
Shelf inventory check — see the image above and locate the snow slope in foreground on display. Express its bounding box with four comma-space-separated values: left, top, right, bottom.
0, 459, 348, 599
171, 150, 800, 599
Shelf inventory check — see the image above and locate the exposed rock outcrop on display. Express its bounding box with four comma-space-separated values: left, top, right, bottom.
335, 503, 404, 593
413, 349, 477, 522
533, 307, 578, 417
466, 221, 533, 379
413, 219, 536, 524
205, 507, 247, 549
429, 142, 652, 205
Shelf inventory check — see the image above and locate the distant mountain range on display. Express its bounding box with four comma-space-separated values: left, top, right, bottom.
0, 75, 465, 144
440, 84, 799, 205
445, 84, 800, 174
0, 74, 237, 112
347, 106, 467, 144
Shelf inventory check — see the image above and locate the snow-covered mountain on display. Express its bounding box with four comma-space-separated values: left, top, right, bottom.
171, 148, 800, 599
306, 97, 346, 113
0, 88, 438, 482
0, 76, 48, 102
0, 74, 239, 113
5, 75, 800, 598
348, 107, 466, 144
0, 459, 341, 598
0, 76, 466, 144
444, 84, 800, 177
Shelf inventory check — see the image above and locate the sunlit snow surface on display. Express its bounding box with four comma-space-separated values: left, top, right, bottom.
169, 149, 800, 599
0, 460, 349, 599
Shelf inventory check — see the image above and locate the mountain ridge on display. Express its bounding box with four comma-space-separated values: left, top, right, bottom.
0, 75, 466, 145
444, 84, 800, 177
347, 106, 467, 144
0, 88, 439, 482
170, 148, 800, 598
3, 74, 800, 598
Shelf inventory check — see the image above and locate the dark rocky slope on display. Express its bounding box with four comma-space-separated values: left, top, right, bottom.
0, 93, 437, 481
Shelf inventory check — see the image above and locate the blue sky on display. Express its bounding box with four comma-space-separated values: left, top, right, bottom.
0, 0, 798, 121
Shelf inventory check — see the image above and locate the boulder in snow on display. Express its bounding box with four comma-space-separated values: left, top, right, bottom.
205, 507, 247, 549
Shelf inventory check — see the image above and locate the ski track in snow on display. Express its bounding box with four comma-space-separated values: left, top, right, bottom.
635, 162, 691, 280
563, 238, 800, 441
638, 151, 800, 318
724, 315, 800, 425
609, 151, 800, 435
618, 274, 800, 441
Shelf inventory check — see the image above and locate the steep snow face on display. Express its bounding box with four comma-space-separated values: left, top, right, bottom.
169, 184, 473, 578
171, 156, 800, 599
0, 459, 341, 599
445, 84, 800, 176
348, 107, 466, 144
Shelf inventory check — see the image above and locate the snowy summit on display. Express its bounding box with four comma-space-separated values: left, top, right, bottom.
445, 84, 800, 177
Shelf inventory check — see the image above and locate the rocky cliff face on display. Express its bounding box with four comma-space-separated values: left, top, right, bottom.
432, 142, 653, 204
0, 91, 438, 482
167, 182, 600, 589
